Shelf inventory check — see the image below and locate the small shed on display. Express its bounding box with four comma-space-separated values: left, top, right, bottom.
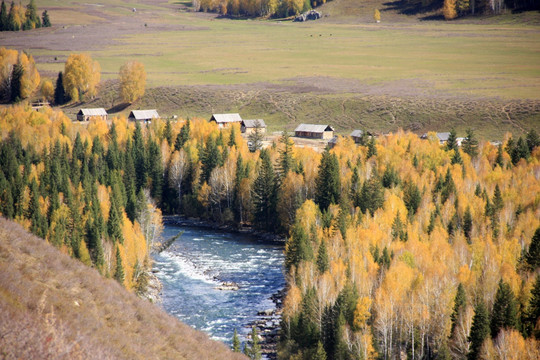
350, 130, 365, 143
327, 136, 338, 149
77, 108, 108, 122
241, 119, 266, 134
294, 124, 334, 139
421, 132, 451, 145
128, 110, 160, 122
210, 113, 242, 128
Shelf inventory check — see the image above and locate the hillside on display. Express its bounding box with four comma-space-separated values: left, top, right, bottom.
0, 217, 246, 360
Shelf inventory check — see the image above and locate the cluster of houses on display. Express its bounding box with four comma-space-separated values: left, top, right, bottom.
74, 108, 458, 148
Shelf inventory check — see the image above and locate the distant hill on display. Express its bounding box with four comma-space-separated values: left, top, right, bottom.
0, 217, 246, 360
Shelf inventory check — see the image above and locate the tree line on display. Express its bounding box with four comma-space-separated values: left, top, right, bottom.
0, 0, 50, 32
193, 0, 331, 18
0, 49, 146, 105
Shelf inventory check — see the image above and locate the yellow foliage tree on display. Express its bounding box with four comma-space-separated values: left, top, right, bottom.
443, 0, 458, 20
63, 53, 101, 102
119, 61, 146, 104
40, 79, 54, 102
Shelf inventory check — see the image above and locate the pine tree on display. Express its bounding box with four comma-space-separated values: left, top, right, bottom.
107, 196, 124, 243
463, 206, 472, 242
163, 119, 173, 146
41, 10, 50, 27
315, 149, 340, 211
228, 125, 237, 147
403, 180, 421, 217
525, 227, 540, 270
0, 1, 8, 31
490, 280, 518, 338
526, 129, 539, 153
174, 119, 190, 150
462, 129, 478, 158
24, 0, 40, 30
114, 245, 125, 285
313, 340, 327, 360
252, 149, 277, 231
245, 326, 262, 360
495, 144, 504, 168
467, 301, 489, 360
232, 328, 241, 352
367, 136, 377, 158
247, 121, 264, 152
54, 71, 66, 105
450, 283, 467, 338
201, 135, 220, 184
10, 61, 23, 102
492, 184, 503, 213
446, 129, 458, 151
276, 131, 294, 181
524, 274, 540, 339
316, 238, 329, 274
7, 1, 18, 31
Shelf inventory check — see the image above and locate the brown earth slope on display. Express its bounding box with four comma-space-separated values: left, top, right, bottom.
0, 217, 246, 360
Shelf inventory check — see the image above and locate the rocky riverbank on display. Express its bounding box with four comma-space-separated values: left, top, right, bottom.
246, 289, 286, 359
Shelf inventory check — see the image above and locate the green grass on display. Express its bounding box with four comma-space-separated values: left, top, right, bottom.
9, 1, 540, 138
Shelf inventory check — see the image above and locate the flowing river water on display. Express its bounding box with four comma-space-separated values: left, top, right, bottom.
152, 224, 286, 350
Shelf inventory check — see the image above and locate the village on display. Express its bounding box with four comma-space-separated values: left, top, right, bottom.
65, 105, 468, 152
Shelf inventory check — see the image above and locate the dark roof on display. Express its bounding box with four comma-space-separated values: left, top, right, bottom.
350, 130, 364, 137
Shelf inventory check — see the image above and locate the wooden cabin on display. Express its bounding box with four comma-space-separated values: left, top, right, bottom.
210, 113, 242, 128
421, 132, 451, 145
241, 119, 266, 134
128, 110, 160, 123
77, 108, 108, 122
294, 124, 334, 139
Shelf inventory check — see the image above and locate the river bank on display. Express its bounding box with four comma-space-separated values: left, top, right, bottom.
162, 215, 287, 244
152, 223, 286, 358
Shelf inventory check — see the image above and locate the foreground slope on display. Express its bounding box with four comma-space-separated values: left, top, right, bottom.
0, 217, 245, 360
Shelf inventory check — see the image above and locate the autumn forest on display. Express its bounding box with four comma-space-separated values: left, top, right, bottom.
0, 99, 539, 359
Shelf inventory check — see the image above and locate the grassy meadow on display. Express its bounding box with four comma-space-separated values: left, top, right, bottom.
2, 0, 539, 136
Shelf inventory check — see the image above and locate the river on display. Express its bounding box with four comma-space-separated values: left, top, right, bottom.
152, 224, 286, 350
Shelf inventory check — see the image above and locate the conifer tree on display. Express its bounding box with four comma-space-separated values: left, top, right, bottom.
277, 131, 294, 181
10, 61, 23, 102
175, 119, 190, 150
463, 206, 472, 242
107, 196, 124, 243
403, 180, 421, 217
495, 144, 504, 168
467, 301, 489, 360
228, 125, 236, 147
163, 119, 173, 146
451, 148, 463, 164
7, 1, 18, 31
201, 135, 220, 184
462, 129, 478, 158
524, 274, 540, 339
41, 10, 50, 27
245, 326, 262, 360
24, 0, 40, 30
526, 129, 539, 153
313, 340, 327, 360
492, 184, 503, 213
315, 149, 340, 211
114, 245, 125, 285
0, 1, 7, 31
252, 149, 277, 231
232, 328, 241, 352
446, 129, 458, 151
490, 280, 518, 338
54, 71, 66, 105
316, 238, 329, 274
450, 283, 467, 338
525, 227, 540, 270
367, 136, 377, 158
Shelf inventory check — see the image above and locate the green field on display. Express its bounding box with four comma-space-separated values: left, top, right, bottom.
2, 0, 539, 137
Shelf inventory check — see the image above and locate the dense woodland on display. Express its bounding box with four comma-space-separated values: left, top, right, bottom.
0, 0, 50, 32
1, 104, 539, 359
